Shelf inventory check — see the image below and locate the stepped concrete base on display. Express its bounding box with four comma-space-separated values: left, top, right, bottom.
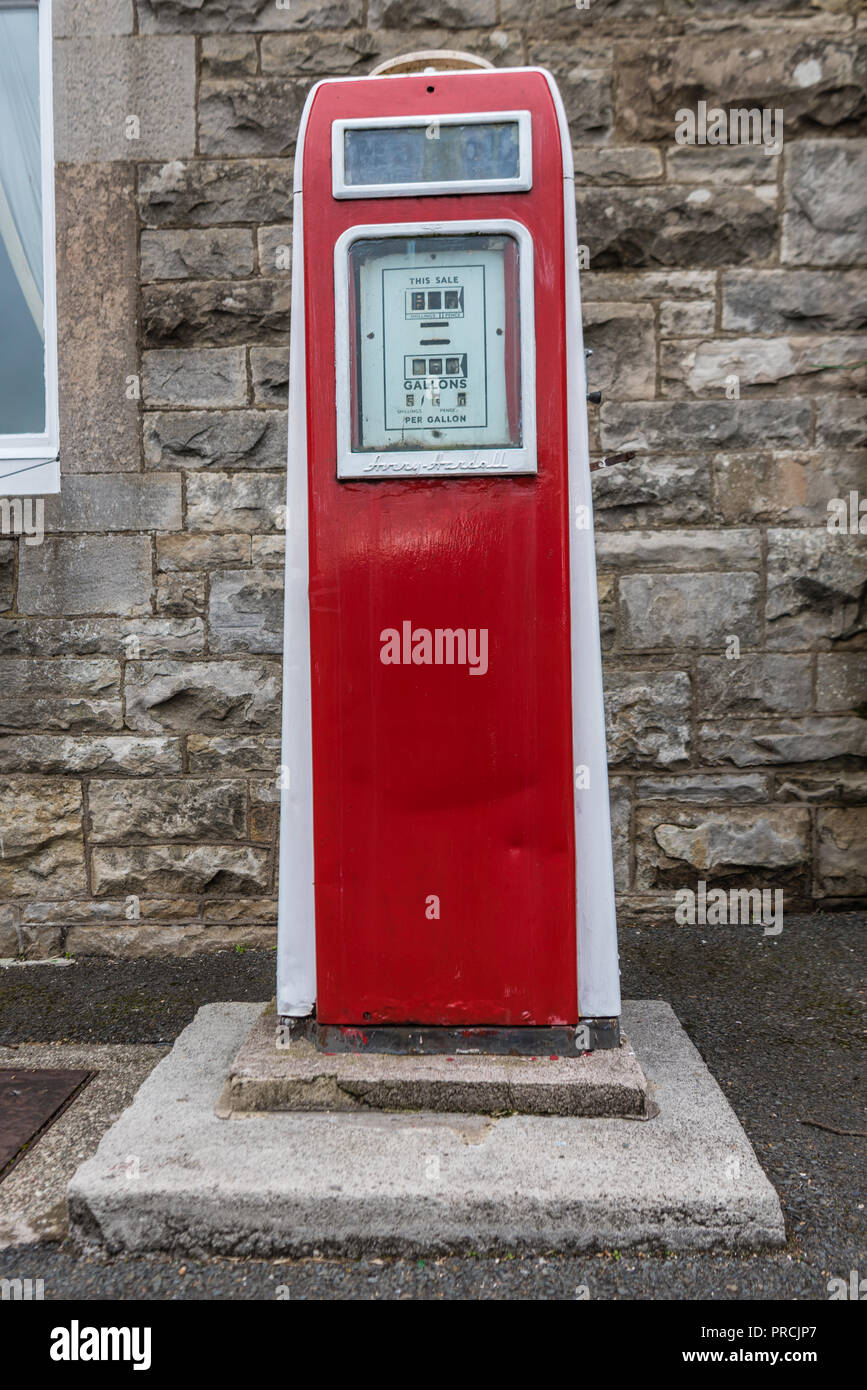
67, 1001, 786, 1257
217, 1005, 651, 1117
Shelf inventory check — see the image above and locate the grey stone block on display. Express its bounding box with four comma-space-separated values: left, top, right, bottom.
665, 145, 779, 186
597, 574, 615, 650
142, 349, 248, 408
198, 78, 308, 157
156, 571, 206, 616
53, 0, 134, 36
816, 808, 867, 897
142, 279, 289, 347
141, 229, 256, 281
637, 773, 771, 804
0, 735, 182, 777
661, 333, 867, 397
252, 535, 284, 566
66, 1001, 786, 1256
522, 43, 613, 141
636, 805, 810, 886
260, 29, 378, 75
138, 160, 293, 228
816, 653, 867, 712
91, 845, 271, 896
619, 572, 761, 649
124, 658, 281, 733
695, 654, 812, 716
604, 669, 691, 767
573, 146, 663, 184
155, 533, 252, 571
256, 226, 293, 276
200, 35, 259, 78
0, 697, 122, 735
138, 0, 364, 31
596, 528, 758, 570
0, 780, 86, 899
783, 141, 867, 266
42, 475, 183, 533
666, 0, 824, 12
249, 347, 289, 406
260, 26, 523, 75
369, 0, 497, 27
699, 716, 867, 768
600, 400, 811, 452
576, 184, 776, 269
608, 778, 632, 890
187, 734, 282, 773
583, 270, 716, 303
54, 37, 196, 162
583, 303, 655, 400
0, 656, 113, 699
775, 772, 866, 806
766, 528, 866, 649
66, 921, 276, 957
722, 270, 867, 334
592, 456, 712, 529
145, 411, 287, 472
617, 35, 865, 140
209, 569, 284, 654
23, 899, 201, 926
815, 397, 867, 448
658, 299, 716, 338
0, 617, 202, 658
88, 779, 247, 843
0, 542, 14, 611
17, 537, 153, 617
185, 473, 285, 532
55, 164, 140, 474
506, 0, 650, 34
714, 450, 866, 525
220, 1005, 651, 1117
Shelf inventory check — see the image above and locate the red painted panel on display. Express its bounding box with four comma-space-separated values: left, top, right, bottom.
302, 71, 576, 1024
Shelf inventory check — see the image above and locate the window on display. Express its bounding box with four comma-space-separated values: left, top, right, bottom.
0, 0, 58, 494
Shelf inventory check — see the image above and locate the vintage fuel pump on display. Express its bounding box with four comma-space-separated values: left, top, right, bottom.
277, 56, 621, 1051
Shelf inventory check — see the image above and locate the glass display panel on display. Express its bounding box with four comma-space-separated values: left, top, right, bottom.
343, 121, 520, 188
347, 233, 522, 455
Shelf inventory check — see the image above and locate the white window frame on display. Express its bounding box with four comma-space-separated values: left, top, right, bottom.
334, 219, 537, 480
332, 111, 533, 199
0, 0, 59, 495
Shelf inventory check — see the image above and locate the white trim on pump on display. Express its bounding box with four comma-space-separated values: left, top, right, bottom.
544, 70, 622, 1020
276, 96, 317, 1019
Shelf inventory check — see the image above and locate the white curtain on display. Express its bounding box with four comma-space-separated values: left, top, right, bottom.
0, 5, 43, 337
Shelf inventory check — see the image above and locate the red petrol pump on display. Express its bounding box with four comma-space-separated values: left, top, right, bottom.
277, 57, 621, 1051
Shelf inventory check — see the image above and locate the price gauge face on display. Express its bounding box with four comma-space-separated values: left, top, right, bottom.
340, 231, 532, 478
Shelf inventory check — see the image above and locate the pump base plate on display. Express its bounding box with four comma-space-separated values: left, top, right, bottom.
279, 1015, 619, 1055
67, 1001, 786, 1255
218, 1006, 645, 1118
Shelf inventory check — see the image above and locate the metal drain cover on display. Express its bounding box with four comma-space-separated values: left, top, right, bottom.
0, 1069, 94, 1181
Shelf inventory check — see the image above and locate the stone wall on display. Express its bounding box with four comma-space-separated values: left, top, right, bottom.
1, 0, 865, 958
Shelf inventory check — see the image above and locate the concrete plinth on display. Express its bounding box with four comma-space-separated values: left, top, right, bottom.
217, 1005, 651, 1117
67, 1001, 786, 1257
